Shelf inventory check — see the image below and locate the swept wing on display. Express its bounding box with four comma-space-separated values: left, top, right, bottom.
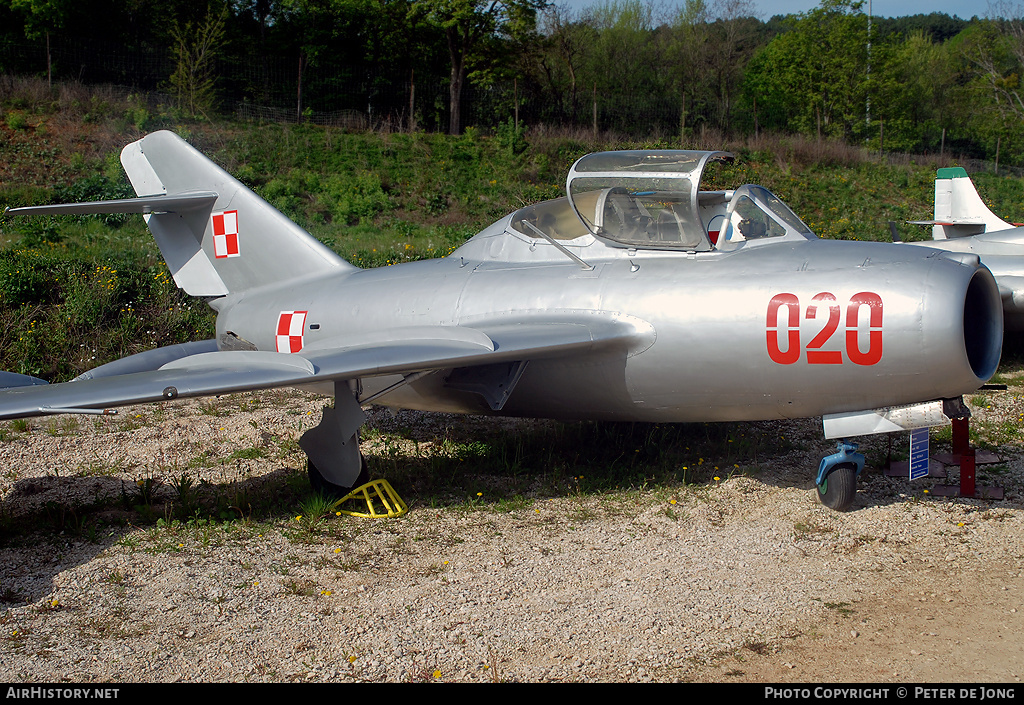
0, 318, 643, 419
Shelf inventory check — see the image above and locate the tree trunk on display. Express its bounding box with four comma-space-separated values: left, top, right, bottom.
445, 24, 474, 136
296, 51, 304, 123
448, 59, 464, 135
409, 68, 416, 133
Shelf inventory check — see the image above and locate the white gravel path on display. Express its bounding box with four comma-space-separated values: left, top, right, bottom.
0, 390, 1022, 682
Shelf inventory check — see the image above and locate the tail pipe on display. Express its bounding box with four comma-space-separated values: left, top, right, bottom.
961, 260, 1003, 384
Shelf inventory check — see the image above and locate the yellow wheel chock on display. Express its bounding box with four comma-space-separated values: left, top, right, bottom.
331, 479, 408, 518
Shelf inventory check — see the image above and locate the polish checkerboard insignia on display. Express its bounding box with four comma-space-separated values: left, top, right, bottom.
212, 210, 240, 258
276, 311, 307, 353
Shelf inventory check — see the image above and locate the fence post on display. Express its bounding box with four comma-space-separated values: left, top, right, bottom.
514, 77, 519, 131
409, 68, 416, 133
679, 91, 686, 147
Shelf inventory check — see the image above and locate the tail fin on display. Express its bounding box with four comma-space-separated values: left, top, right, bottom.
6, 131, 353, 297
120, 131, 353, 296
929, 167, 1012, 240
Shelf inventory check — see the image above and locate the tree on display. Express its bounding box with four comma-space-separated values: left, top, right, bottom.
168, 4, 229, 118
10, 0, 70, 86
963, 4, 1024, 121
743, 0, 869, 140
276, 0, 358, 120
955, 12, 1024, 163
668, 0, 716, 133
414, 0, 545, 135
667, 0, 760, 134
868, 31, 958, 153
532, 4, 595, 123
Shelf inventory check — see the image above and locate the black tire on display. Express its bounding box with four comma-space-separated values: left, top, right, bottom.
306, 454, 369, 498
816, 463, 858, 511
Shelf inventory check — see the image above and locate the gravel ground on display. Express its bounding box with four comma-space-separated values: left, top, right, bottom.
0, 388, 1022, 683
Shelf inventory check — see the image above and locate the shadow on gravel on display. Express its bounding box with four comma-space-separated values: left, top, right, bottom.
0, 464, 308, 604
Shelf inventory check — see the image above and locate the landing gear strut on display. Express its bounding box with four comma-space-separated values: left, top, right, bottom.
299, 381, 368, 493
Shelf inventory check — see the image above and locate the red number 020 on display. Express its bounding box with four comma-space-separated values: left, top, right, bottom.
766, 292, 883, 366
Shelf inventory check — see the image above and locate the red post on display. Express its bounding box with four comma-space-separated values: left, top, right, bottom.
951, 417, 970, 457
961, 448, 976, 498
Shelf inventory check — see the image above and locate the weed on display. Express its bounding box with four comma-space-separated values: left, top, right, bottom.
283, 578, 316, 597
121, 476, 158, 510
294, 492, 336, 534
744, 641, 770, 655
228, 446, 265, 461
199, 401, 228, 416
43, 500, 87, 535
793, 520, 831, 538
0, 586, 24, 604
821, 600, 855, 616
170, 472, 201, 519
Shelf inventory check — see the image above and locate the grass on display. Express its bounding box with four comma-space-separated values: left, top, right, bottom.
7, 78, 1024, 383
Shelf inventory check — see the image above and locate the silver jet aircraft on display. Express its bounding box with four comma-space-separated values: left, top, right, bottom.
904, 166, 1024, 329
2, 133, 1005, 511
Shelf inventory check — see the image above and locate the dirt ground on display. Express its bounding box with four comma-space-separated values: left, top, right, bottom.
702, 562, 1023, 682
0, 391, 1022, 683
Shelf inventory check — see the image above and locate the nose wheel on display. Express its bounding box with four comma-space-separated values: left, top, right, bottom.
815, 441, 864, 511
816, 463, 858, 510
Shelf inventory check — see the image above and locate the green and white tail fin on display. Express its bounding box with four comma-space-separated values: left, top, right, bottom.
6, 130, 353, 297
929, 167, 1013, 240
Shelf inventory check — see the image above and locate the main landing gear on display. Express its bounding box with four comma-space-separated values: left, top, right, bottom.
307, 453, 369, 497
298, 381, 369, 495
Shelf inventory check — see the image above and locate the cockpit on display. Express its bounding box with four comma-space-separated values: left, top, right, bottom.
507, 150, 815, 253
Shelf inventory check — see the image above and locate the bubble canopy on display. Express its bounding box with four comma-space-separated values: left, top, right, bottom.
507, 150, 815, 252
565, 150, 734, 250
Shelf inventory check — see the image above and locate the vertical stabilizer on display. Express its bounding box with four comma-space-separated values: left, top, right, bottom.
120, 131, 353, 297
932, 167, 1012, 240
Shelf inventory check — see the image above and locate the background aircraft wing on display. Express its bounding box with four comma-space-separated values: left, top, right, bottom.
0, 317, 649, 420
995, 275, 1024, 314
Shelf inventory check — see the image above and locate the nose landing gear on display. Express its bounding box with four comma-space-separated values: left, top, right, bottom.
815, 441, 864, 511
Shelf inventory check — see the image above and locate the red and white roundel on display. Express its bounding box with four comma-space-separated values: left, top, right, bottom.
212, 210, 240, 258
276, 311, 307, 353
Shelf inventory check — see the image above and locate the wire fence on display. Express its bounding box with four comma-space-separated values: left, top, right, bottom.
0, 37, 706, 136
2, 36, 1016, 172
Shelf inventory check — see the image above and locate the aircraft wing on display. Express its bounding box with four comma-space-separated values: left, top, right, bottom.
0, 318, 646, 420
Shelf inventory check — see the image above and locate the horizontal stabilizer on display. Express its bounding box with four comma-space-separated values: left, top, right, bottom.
909, 219, 986, 226
4, 192, 218, 217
